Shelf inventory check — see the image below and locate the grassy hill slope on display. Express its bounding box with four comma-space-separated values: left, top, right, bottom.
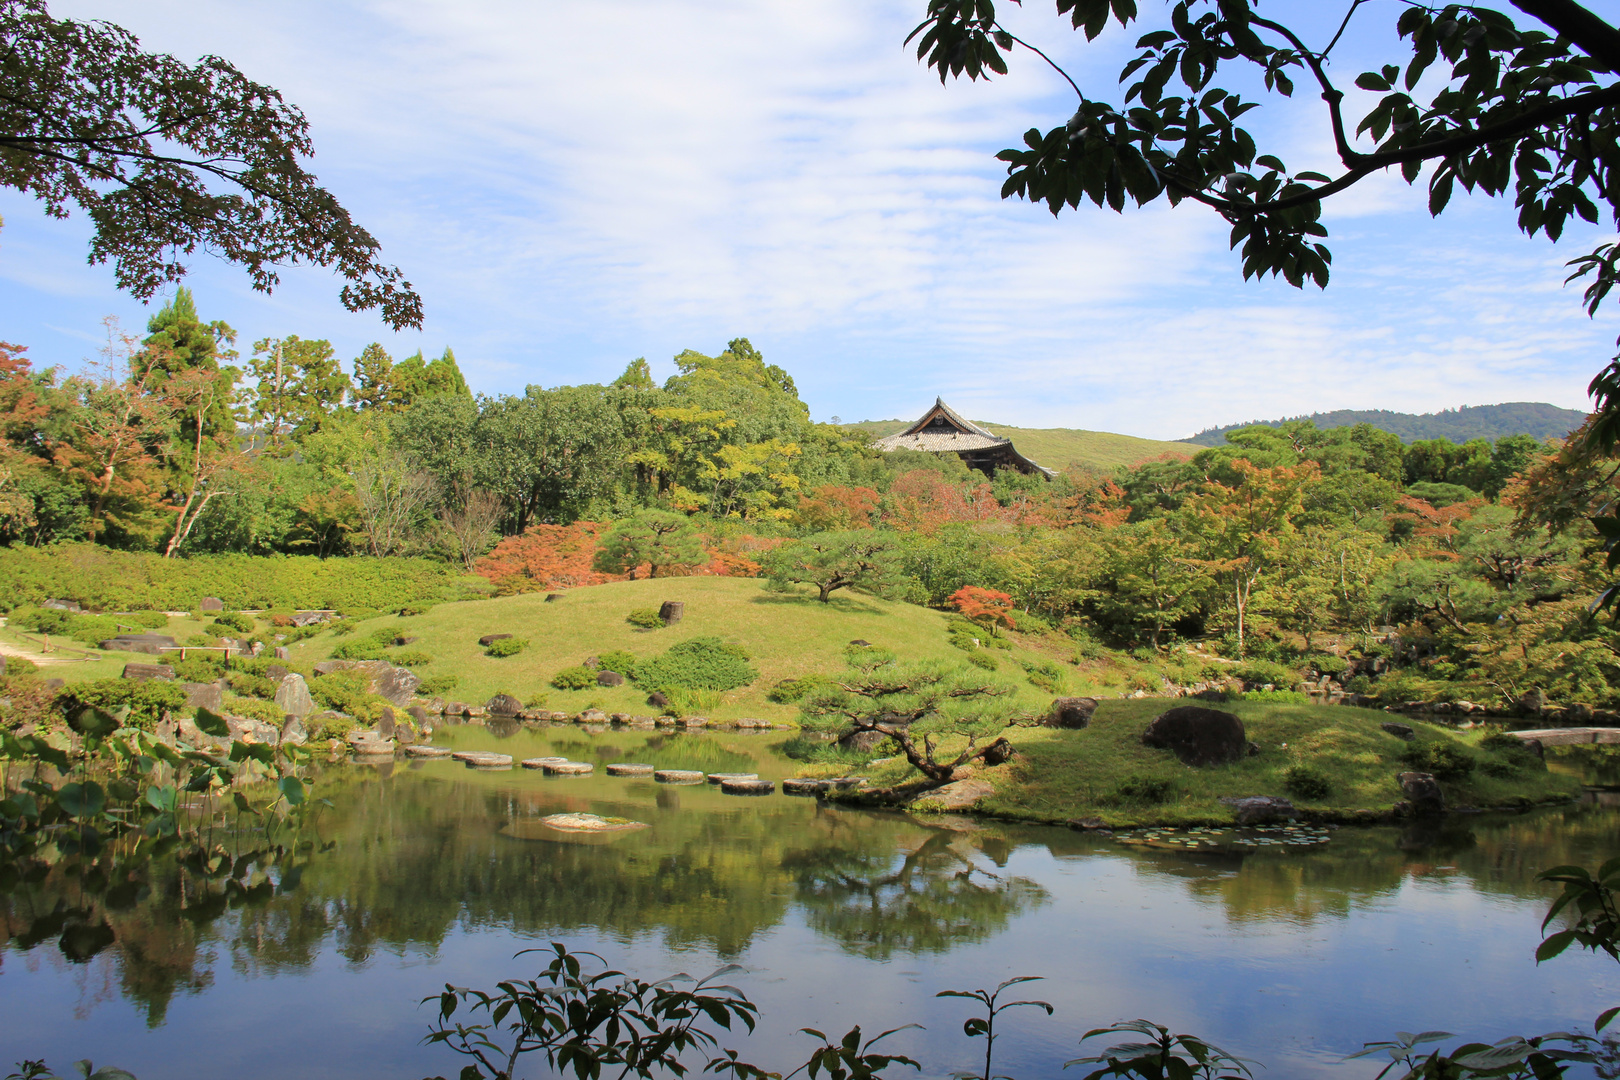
844, 420, 1189, 471
296, 578, 1064, 721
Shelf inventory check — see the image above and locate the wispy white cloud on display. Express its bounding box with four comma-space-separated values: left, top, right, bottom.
3, 0, 1610, 438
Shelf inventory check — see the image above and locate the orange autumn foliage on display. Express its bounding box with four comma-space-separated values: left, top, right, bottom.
794, 484, 880, 531
949, 585, 1016, 628
474, 521, 773, 594
882, 469, 1021, 532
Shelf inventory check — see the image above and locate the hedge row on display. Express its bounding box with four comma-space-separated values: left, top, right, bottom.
0, 544, 486, 613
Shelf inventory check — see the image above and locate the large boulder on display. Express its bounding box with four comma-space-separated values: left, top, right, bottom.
1141, 706, 1250, 766
182, 681, 225, 715
596, 670, 625, 687
486, 693, 523, 715
310, 659, 419, 706
1046, 697, 1098, 729
279, 715, 308, 746
982, 738, 1015, 766
265, 665, 290, 683
274, 673, 316, 719
1397, 771, 1445, 815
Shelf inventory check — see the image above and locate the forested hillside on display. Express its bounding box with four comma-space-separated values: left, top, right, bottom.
1184, 402, 1587, 446
4, 291, 1620, 713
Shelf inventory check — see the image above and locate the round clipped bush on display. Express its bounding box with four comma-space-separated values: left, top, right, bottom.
596, 649, 637, 675
551, 665, 597, 690
211, 612, 255, 634
631, 637, 757, 693
486, 637, 528, 658
626, 608, 663, 629
418, 674, 460, 696
1283, 764, 1332, 799
391, 650, 435, 667
1401, 740, 1476, 780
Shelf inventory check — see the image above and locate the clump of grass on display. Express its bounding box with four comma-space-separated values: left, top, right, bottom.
1283, 764, 1332, 799
626, 608, 663, 629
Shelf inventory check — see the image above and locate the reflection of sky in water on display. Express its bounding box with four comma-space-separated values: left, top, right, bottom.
3, 744, 1618, 1080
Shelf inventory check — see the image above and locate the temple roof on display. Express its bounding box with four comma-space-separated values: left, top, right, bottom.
871, 397, 1055, 477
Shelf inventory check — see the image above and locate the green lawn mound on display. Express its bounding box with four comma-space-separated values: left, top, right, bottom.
292, 578, 1063, 721
976, 698, 1583, 826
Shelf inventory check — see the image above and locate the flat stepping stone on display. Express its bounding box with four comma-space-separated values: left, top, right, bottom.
520, 756, 570, 769
654, 769, 705, 784
720, 778, 774, 796
542, 761, 594, 775
706, 772, 759, 785
825, 776, 868, 788
782, 777, 829, 795
452, 751, 513, 767
606, 763, 655, 777
539, 813, 647, 832
404, 745, 453, 758
351, 739, 396, 756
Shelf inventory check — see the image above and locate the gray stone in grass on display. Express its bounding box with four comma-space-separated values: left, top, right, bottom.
478, 633, 513, 647
122, 662, 175, 682
199, 597, 224, 611
272, 646, 290, 660
486, 693, 523, 715
1381, 721, 1416, 740
596, 670, 624, 687
274, 673, 315, 719
1141, 706, 1249, 767
182, 681, 224, 714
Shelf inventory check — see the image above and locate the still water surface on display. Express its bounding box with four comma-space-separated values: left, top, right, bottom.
2, 724, 1617, 1079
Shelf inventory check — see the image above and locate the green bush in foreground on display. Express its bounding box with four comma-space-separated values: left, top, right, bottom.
63, 679, 188, 731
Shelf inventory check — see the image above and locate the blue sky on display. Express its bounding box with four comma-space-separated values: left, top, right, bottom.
3, 0, 1618, 439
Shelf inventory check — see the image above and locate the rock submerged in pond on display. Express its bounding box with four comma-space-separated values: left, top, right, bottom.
606, 763, 655, 777
706, 772, 759, 785
539, 813, 647, 832
1141, 706, 1250, 766
654, 769, 704, 784
1046, 697, 1098, 729
1219, 795, 1298, 825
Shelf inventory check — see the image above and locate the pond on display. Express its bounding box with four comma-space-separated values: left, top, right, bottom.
3, 724, 1618, 1079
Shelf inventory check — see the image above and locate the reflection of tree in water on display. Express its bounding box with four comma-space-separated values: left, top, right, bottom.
785, 824, 1049, 959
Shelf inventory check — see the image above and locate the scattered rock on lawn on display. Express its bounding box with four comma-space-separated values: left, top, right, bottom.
648, 690, 671, 709
545, 593, 563, 602
596, 670, 624, 687
1141, 706, 1250, 766
199, 597, 224, 611
982, 738, 1015, 766
1046, 697, 1098, 729
122, 662, 175, 681
1380, 721, 1415, 740
1220, 795, 1298, 825
265, 665, 289, 683
486, 693, 523, 715
659, 601, 684, 625
911, 778, 994, 811
272, 646, 290, 660
394, 636, 418, 646
274, 673, 315, 719
1397, 771, 1445, 815
478, 633, 513, 647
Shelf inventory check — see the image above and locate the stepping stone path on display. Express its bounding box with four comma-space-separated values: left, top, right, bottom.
782, 777, 829, 795
706, 772, 759, 785
351, 739, 396, 756
452, 751, 513, 768
606, 763, 655, 776
721, 778, 774, 795
654, 769, 705, 784
521, 757, 570, 769
543, 761, 594, 775
405, 745, 453, 758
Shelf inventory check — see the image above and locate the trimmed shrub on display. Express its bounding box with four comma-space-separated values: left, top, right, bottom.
211, 612, 255, 634
632, 637, 757, 693
1112, 775, 1176, 804
329, 620, 357, 637
307, 713, 359, 742
331, 638, 388, 661
391, 650, 435, 668
226, 672, 277, 700
596, 649, 637, 675
171, 656, 225, 683
551, 666, 597, 690
1022, 659, 1064, 693
768, 675, 829, 704
486, 637, 528, 658
626, 608, 664, 629
965, 650, 999, 671
224, 695, 284, 724
1309, 654, 1350, 677
1233, 659, 1299, 688
418, 674, 460, 697
63, 679, 187, 731
1284, 764, 1332, 799
1401, 741, 1476, 780
3, 655, 39, 677
117, 611, 171, 629
523, 693, 549, 709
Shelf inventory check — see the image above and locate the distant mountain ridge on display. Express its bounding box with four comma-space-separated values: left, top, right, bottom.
1181, 402, 1588, 447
